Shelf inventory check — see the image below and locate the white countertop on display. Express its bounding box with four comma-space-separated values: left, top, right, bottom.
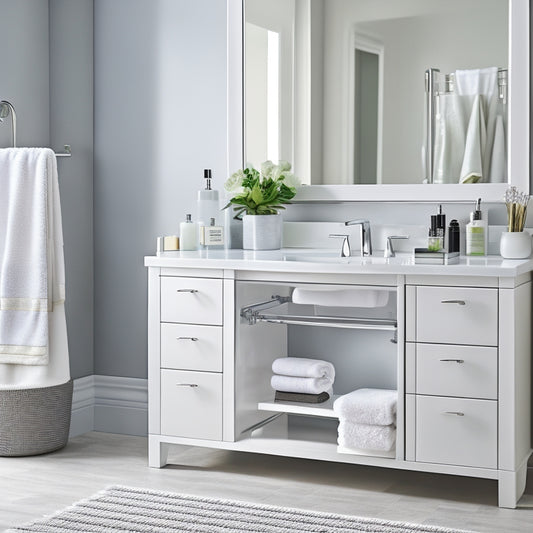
144, 248, 533, 277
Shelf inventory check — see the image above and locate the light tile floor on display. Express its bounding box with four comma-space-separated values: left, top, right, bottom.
1, 432, 532, 532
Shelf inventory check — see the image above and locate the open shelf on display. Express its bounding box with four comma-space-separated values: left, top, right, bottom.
257, 395, 341, 419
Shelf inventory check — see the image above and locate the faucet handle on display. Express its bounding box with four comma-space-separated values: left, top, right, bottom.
329, 233, 351, 257
385, 235, 409, 258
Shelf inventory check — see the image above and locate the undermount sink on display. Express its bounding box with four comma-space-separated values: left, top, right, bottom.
282, 251, 414, 265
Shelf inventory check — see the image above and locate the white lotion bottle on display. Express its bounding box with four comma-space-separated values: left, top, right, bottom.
466, 198, 488, 256
197, 169, 220, 227
179, 214, 199, 251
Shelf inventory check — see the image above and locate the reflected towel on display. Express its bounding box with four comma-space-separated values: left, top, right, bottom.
338, 420, 396, 452
333, 388, 397, 426
460, 95, 486, 183
432, 94, 468, 183
455, 67, 498, 98
0, 148, 65, 365
272, 357, 335, 381
271, 374, 333, 395
489, 114, 506, 183
456, 67, 499, 182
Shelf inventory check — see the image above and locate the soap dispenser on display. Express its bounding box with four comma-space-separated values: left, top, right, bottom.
179, 214, 199, 251
466, 198, 488, 256
197, 169, 220, 227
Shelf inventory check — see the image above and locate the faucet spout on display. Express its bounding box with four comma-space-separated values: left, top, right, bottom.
345, 219, 372, 256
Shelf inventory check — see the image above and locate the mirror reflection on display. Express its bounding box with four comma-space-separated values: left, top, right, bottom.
244, 0, 509, 186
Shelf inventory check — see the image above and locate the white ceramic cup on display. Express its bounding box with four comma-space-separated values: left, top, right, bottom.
500, 231, 532, 259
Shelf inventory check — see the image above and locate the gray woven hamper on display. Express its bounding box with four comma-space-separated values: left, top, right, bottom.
0, 379, 73, 456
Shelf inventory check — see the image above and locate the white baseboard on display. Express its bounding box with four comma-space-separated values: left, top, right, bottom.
70, 375, 147, 437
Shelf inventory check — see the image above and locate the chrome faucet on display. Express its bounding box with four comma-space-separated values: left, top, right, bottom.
345, 219, 372, 256
329, 234, 351, 257
384, 235, 409, 258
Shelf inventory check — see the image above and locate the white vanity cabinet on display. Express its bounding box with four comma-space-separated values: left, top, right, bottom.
149, 270, 225, 447
405, 275, 531, 507
146, 254, 532, 508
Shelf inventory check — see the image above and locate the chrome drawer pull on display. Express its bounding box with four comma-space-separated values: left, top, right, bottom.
439, 358, 464, 364
176, 337, 199, 342
176, 383, 198, 387
443, 411, 465, 416
176, 289, 199, 293
440, 299, 466, 305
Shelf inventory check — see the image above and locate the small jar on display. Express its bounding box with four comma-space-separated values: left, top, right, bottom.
428, 236, 443, 252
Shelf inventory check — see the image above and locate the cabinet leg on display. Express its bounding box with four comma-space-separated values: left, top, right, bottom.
498, 461, 528, 508
148, 436, 170, 468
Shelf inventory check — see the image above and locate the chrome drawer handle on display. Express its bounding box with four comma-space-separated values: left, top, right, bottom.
440, 299, 465, 305
176, 383, 198, 387
439, 358, 464, 364
443, 411, 465, 416
176, 337, 199, 342
176, 289, 199, 293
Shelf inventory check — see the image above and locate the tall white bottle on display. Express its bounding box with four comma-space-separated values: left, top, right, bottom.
197, 169, 220, 227
179, 214, 199, 251
466, 198, 488, 256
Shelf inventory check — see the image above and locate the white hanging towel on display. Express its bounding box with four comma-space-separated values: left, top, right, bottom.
489, 114, 506, 183
455, 67, 499, 182
0, 148, 65, 366
432, 94, 468, 183
459, 95, 487, 183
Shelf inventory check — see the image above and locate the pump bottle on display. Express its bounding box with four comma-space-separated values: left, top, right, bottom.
197, 169, 220, 227
466, 198, 488, 256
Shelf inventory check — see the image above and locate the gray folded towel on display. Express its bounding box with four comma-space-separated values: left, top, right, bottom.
275, 391, 330, 404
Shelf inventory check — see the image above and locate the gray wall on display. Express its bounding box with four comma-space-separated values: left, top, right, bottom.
94, 0, 227, 377
0, 0, 94, 379
50, 0, 94, 378
0, 0, 49, 149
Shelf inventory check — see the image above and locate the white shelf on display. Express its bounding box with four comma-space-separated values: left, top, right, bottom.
257, 395, 340, 419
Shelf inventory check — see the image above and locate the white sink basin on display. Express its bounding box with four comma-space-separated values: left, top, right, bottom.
282, 252, 414, 265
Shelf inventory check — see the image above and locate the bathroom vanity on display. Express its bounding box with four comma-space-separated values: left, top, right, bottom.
145, 250, 532, 508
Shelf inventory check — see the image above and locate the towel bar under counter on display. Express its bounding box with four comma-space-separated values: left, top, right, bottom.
240, 295, 397, 331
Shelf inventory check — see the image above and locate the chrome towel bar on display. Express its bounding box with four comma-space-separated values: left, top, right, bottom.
0, 100, 72, 157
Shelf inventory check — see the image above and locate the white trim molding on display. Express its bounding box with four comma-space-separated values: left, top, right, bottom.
70, 375, 148, 438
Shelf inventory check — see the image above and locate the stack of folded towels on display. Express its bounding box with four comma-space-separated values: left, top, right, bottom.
333, 388, 397, 452
270, 357, 335, 404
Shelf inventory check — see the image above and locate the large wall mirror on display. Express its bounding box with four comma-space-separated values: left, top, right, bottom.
228, 0, 529, 201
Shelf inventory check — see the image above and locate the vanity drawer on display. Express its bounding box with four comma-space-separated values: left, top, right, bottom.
160, 369, 222, 440
415, 395, 497, 469
161, 323, 222, 372
415, 286, 497, 346
161, 276, 223, 325
415, 344, 497, 400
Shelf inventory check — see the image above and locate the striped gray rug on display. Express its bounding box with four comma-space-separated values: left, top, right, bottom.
8, 485, 476, 533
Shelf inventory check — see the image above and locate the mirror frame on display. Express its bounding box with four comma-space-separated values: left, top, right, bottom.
227, 0, 529, 202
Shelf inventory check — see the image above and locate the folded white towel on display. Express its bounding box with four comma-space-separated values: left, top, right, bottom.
272, 357, 335, 381
333, 388, 397, 426
271, 374, 333, 395
338, 420, 396, 452
292, 287, 389, 308
0, 148, 65, 365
